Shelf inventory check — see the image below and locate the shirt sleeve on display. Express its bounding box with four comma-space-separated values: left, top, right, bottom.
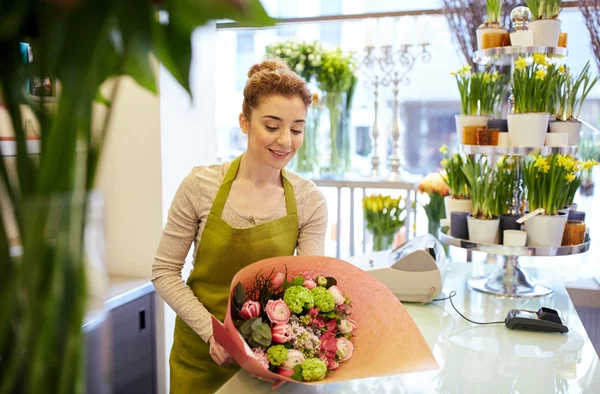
296, 182, 328, 256
151, 170, 214, 343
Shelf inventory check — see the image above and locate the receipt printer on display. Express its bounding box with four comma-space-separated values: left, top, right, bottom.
366, 234, 448, 303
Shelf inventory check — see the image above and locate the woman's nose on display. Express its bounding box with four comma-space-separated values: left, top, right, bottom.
277, 130, 292, 147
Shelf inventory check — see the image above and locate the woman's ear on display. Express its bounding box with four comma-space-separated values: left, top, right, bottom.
239, 113, 250, 135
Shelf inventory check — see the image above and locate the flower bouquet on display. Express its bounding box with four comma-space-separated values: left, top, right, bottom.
418, 172, 450, 237
265, 40, 324, 82
211, 256, 438, 388
362, 194, 406, 251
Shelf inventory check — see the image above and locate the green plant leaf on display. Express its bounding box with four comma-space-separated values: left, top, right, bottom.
151, 19, 192, 96
239, 317, 258, 337
233, 282, 246, 308
251, 317, 263, 331
290, 276, 304, 287
291, 364, 303, 381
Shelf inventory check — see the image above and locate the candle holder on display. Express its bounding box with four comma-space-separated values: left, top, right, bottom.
358, 43, 432, 179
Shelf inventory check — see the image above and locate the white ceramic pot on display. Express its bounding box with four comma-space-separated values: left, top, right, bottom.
510, 30, 534, 46
507, 113, 550, 147
444, 196, 472, 231
467, 216, 500, 244
455, 115, 491, 144
476, 26, 508, 50
524, 213, 568, 247
503, 230, 527, 246
529, 19, 562, 47
545, 132, 568, 147
549, 120, 582, 146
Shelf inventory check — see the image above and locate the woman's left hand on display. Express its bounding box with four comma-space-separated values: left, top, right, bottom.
208, 335, 236, 366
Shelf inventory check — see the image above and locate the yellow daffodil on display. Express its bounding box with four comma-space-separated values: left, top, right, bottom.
542, 164, 550, 173
582, 159, 599, 171
440, 159, 448, 167
535, 68, 547, 80
533, 156, 548, 169
533, 53, 548, 66
492, 70, 499, 82
439, 145, 448, 153
450, 71, 456, 76
558, 64, 566, 74
515, 57, 528, 71
565, 173, 576, 183
483, 72, 491, 84
557, 154, 571, 169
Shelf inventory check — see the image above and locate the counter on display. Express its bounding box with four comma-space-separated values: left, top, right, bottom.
216, 261, 600, 394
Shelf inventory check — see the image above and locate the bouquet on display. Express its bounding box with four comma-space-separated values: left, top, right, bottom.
418, 172, 450, 236
211, 256, 438, 388
523, 153, 580, 215
231, 269, 356, 381
439, 145, 469, 199
512, 54, 561, 114
266, 40, 324, 82
362, 194, 406, 251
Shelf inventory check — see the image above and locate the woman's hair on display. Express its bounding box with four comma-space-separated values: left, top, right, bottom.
242, 58, 312, 120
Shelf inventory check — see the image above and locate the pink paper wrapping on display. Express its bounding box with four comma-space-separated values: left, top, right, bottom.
212, 255, 438, 386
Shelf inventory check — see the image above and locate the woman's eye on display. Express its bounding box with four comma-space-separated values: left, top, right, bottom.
292, 130, 303, 134
265, 125, 278, 131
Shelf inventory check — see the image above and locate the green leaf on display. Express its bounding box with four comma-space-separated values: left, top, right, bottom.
291, 365, 303, 381
239, 317, 258, 337
251, 324, 272, 347
94, 89, 112, 108
151, 19, 192, 96
168, 0, 274, 36
233, 282, 246, 308
291, 276, 304, 287
250, 317, 263, 331
325, 277, 337, 289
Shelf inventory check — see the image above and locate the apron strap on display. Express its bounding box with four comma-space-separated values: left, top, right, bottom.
211, 155, 298, 217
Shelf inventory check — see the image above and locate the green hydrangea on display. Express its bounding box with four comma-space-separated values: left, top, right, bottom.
310, 286, 335, 312
267, 345, 288, 366
301, 358, 327, 381
299, 315, 312, 326
316, 276, 328, 287
284, 286, 314, 314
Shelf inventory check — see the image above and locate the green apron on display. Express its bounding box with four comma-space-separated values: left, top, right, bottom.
169, 155, 299, 394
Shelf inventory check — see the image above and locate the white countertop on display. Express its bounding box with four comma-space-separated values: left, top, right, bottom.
216, 257, 600, 394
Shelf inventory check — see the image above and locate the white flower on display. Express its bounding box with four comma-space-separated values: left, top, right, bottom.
338, 319, 353, 334
295, 63, 305, 72
300, 54, 306, 61
284, 48, 292, 56
275, 49, 281, 55
307, 53, 315, 61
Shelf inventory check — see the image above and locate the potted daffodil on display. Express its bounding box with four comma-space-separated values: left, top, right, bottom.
526, 0, 562, 46
477, 0, 509, 50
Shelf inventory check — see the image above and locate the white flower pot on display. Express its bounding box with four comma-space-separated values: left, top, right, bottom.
455, 115, 490, 144
476, 26, 508, 50
529, 19, 562, 47
545, 132, 568, 147
444, 196, 473, 232
524, 213, 568, 247
510, 30, 534, 46
467, 216, 500, 244
507, 113, 550, 147
549, 120, 582, 146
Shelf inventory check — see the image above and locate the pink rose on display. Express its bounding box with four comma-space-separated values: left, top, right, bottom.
336, 337, 354, 363
252, 348, 269, 369
271, 272, 285, 290
265, 300, 291, 324
282, 349, 305, 369
349, 319, 358, 332
277, 367, 294, 378
307, 307, 320, 317
327, 285, 346, 305
272, 323, 291, 344
303, 279, 317, 290
338, 319, 353, 334
327, 358, 340, 370
240, 300, 261, 320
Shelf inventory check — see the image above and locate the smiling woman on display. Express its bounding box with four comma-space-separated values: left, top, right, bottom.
152, 59, 327, 393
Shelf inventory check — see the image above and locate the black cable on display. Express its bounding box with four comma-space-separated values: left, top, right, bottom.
432, 291, 505, 326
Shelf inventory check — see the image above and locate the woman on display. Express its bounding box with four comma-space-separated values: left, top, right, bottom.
152, 59, 328, 393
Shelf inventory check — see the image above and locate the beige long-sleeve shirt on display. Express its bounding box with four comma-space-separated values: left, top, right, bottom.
152, 161, 327, 342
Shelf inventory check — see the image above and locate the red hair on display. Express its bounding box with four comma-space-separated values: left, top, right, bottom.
242, 58, 312, 120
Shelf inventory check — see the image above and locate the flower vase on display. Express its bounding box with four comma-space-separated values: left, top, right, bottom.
320, 91, 348, 175
372, 232, 395, 251
290, 101, 322, 175
428, 219, 441, 237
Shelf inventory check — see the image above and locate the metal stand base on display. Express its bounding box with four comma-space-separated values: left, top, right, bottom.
467, 255, 553, 298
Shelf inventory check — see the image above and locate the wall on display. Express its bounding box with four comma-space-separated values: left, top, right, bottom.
155, 23, 218, 394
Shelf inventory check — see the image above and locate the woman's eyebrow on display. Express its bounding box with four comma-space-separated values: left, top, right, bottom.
262, 115, 305, 123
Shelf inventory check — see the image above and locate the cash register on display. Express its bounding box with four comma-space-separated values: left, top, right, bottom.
364, 234, 449, 303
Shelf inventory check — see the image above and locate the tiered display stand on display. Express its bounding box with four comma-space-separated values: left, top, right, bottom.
440, 47, 592, 298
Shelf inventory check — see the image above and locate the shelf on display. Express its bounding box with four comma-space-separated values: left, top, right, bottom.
438, 228, 590, 257
473, 46, 568, 66
459, 145, 578, 156
0, 139, 41, 156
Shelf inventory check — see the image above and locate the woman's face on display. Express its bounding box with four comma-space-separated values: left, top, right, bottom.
240, 94, 306, 170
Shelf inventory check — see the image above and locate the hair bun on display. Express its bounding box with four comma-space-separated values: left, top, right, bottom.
247, 58, 290, 78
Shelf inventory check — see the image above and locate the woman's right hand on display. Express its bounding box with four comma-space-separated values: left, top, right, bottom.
208, 335, 235, 366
